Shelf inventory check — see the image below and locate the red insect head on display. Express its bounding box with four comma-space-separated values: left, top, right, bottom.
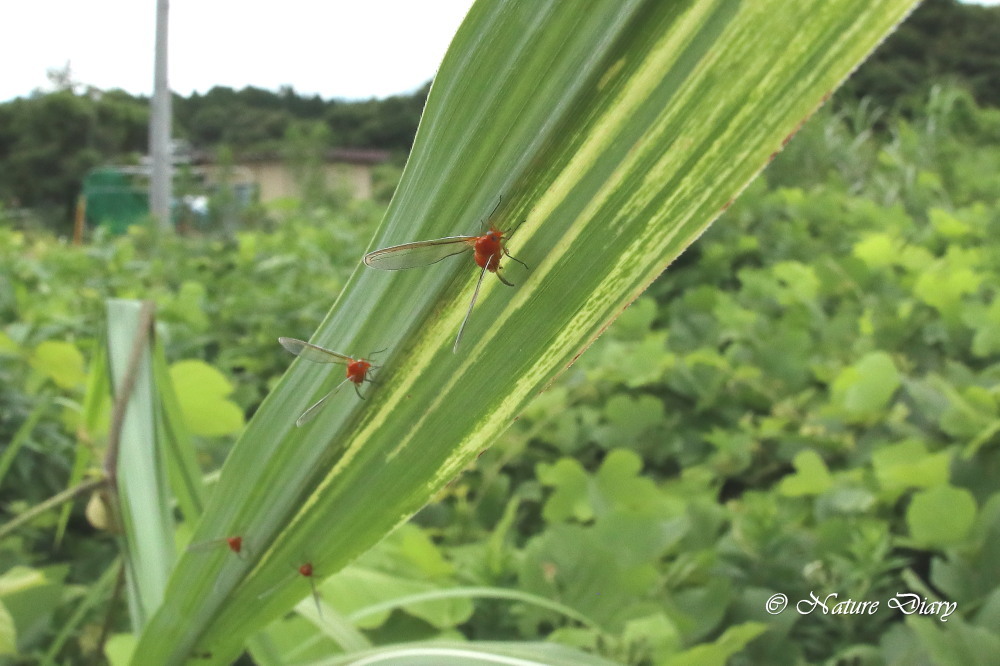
346, 359, 372, 384
473, 228, 505, 271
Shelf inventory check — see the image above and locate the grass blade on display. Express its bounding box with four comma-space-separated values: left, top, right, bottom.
135, 0, 918, 661
106, 299, 174, 628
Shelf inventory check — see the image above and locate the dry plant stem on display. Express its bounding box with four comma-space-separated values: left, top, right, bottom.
0, 302, 156, 543
0, 476, 107, 542
104, 300, 156, 493
99, 299, 156, 548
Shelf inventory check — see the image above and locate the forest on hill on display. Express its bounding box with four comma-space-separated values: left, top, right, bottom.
0, 0, 998, 227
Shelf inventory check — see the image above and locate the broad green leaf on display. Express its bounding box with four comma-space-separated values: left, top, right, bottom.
105, 633, 138, 666
939, 385, 998, 439
29, 340, 85, 390
906, 485, 977, 548
928, 207, 973, 240
929, 494, 1000, 606
772, 261, 820, 305
965, 298, 1000, 358
664, 621, 768, 666
872, 440, 950, 498
594, 449, 666, 514
323, 566, 474, 630
364, 524, 455, 580
853, 232, 901, 269
912, 255, 983, 319
538, 458, 592, 523
595, 394, 666, 450
520, 524, 658, 629
135, 0, 918, 661
0, 565, 67, 655
827, 351, 901, 423
622, 612, 682, 663
168, 359, 245, 437
778, 450, 833, 497
164, 281, 210, 331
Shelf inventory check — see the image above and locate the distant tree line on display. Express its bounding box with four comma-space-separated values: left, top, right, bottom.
172, 82, 429, 155
836, 0, 1000, 110
0, 0, 997, 227
0, 80, 428, 226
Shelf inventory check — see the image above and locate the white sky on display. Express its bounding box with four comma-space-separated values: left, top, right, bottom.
0, 0, 476, 102
2, 0, 998, 104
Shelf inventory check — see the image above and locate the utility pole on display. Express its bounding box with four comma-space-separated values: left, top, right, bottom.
149, 0, 172, 232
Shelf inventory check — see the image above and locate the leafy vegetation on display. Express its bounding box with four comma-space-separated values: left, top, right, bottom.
2, 0, 999, 233
0, 0, 1000, 664
0, 80, 425, 232
838, 0, 1000, 111
4, 80, 999, 662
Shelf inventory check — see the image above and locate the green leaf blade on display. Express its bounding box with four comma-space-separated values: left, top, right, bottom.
135, 0, 919, 662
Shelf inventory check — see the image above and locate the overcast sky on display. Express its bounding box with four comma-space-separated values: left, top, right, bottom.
3, 0, 998, 104
1, 0, 475, 102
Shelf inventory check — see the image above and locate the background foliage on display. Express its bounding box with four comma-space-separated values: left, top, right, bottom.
4, 82, 1000, 663
3, 1, 1000, 663
1, 0, 998, 229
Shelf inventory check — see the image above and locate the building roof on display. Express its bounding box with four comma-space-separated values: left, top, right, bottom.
191, 147, 391, 166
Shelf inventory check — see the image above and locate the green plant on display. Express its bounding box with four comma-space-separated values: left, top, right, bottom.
122, 0, 918, 662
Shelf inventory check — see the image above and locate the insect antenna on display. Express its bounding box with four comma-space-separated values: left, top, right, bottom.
478, 195, 503, 232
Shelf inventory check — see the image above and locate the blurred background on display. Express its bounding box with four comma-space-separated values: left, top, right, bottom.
2, 0, 1000, 663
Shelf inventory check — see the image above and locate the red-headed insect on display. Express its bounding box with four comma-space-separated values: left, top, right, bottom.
362, 200, 527, 352
260, 560, 324, 618
187, 535, 245, 558
278, 337, 381, 427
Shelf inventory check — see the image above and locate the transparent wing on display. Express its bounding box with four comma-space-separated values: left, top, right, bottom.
279, 337, 352, 364
188, 537, 245, 564
186, 537, 229, 553
295, 379, 350, 427
363, 236, 475, 270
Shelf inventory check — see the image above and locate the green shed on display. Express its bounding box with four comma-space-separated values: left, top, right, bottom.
82, 168, 150, 234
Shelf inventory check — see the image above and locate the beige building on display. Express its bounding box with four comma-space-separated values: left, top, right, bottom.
197, 148, 391, 203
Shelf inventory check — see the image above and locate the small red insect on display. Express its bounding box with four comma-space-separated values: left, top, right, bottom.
284, 561, 322, 617
362, 199, 527, 352
187, 535, 245, 558
297, 561, 325, 617
258, 560, 324, 618
278, 337, 381, 426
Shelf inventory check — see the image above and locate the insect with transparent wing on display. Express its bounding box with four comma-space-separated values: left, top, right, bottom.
278, 337, 383, 427
259, 561, 324, 618
362, 198, 527, 352
187, 535, 245, 558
